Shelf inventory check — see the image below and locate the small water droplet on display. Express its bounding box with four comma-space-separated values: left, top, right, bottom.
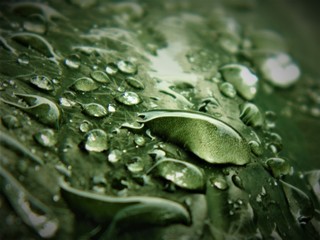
209, 176, 228, 190
108, 149, 122, 163
115, 91, 142, 105
64, 54, 81, 69
265, 111, 277, 129
23, 14, 46, 34
73, 77, 99, 91
117, 60, 137, 74
59, 97, 76, 107
107, 104, 116, 113
34, 129, 56, 147
127, 161, 144, 173
90, 70, 110, 83
2, 115, 21, 129
134, 134, 145, 146
17, 53, 30, 65
30, 75, 54, 91
259, 53, 300, 88
239, 102, 263, 127
105, 63, 118, 75
232, 174, 244, 189
126, 76, 144, 90
219, 82, 236, 98
220, 64, 258, 100
83, 129, 108, 152
82, 103, 107, 117
249, 140, 263, 156
266, 157, 291, 178
79, 120, 92, 133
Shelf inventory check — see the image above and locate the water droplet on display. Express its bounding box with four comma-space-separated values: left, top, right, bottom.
134, 134, 145, 146
126, 76, 144, 90
150, 158, 205, 191
59, 97, 76, 107
259, 53, 300, 88
107, 104, 116, 113
115, 91, 142, 105
30, 75, 54, 91
17, 53, 30, 65
266, 157, 291, 178
232, 174, 243, 189
219, 82, 236, 98
23, 14, 47, 34
127, 161, 144, 173
117, 60, 137, 74
90, 70, 110, 83
105, 63, 118, 75
249, 140, 263, 156
79, 120, 92, 133
64, 54, 81, 69
34, 129, 56, 147
82, 103, 107, 117
220, 64, 258, 100
83, 129, 108, 152
198, 97, 220, 113
2, 115, 21, 129
73, 77, 99, 92
265, 111, 277, 129
108, 149, 122, 163
239, 102, 263, 127
209, 176, 228, 190
138, 110, 251, 165
281, 180, 314, 224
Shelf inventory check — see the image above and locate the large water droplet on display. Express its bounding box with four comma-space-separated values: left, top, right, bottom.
220, 64, 258, 100
265, 157, 291, 178
117, 60, 137, 74
82, 103, 107, 118
90, 71, 110, 83
219, 82, 236, 98
281, 180, 314, 224
126, 76, 144, 90
83, 129, 108, 152
239, 102, 263, 127
64, 54, 81, 69
115, 91, 142, 106
2, 115, 21, 129
34, 129, 57, 147
30, 75, 54, 91
259, 53, 300, 88
73, 77, 99, 92
138, 110, 251, 165
150, 158, 205, 191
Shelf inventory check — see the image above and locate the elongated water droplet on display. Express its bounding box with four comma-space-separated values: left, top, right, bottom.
220, 64, 258, 100
150, 158, 205, 191
34, 129, 57, 147
137, 110, 250, 165
126, 76, 144, 90
82, 103, 107, 117
73, 77, 99, 92
266, 157, 291, 178
116, 91, 142, 106
65, 54, 81, 69
117, 60, 137, 74
30, 75, 54, 91
239, 102, 263, 127
83, 129, 108, 152
219, 82, 236, 98
90, 70, 110, 83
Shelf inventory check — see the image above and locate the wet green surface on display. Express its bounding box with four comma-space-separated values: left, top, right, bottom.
0, 0, 319, 239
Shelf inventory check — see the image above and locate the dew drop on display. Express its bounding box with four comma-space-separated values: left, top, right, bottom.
30, 75, 54, 91
107, 104, 116, 113
126, 76, 145, 90
17, 53, 30, 65
249, 140, 263, 156
105, 63, 118, 75
127, 161, 144, 173
108, 149, 122, 163
265, 111, 277, 129
2, 115, 21, 129
115, 91, 142, 105
219, 82, 236, 98
59, 97, 76, 107
266, 157, 291, 178
79, 120, 92, 133
34, 129, 56, 147
73, 77, 99, 92
117, 60, 137, 74
134, 134, 145, 146
64, 54, 81, 69
239, 102, 263, 127
232, 174, 244, 189
209, 176, 228, 190
83, 129, 108, 152
82, 103, 107, 118
90, 70, 110, 83
220, 64, 258, 100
